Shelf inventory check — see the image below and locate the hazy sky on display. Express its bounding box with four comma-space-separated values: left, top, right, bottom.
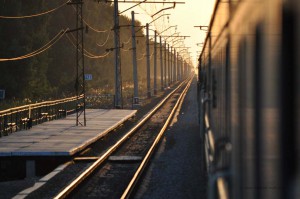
119, 0, 215, 66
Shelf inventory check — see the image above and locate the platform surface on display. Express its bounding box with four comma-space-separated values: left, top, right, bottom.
0, 109, 136, 156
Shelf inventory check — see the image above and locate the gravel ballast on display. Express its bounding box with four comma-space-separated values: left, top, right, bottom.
134, 78, 207, 199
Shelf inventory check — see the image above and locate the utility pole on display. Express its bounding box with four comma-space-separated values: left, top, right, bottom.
164, 41, 167, 88
146, 23, 151, 98
170, 46, 173, 84
154, 30, 157, 95
180, 55, 182, 79
177, 52, 180, 80
160, 36, 164, 91
68, 0, 86, 126
107, 0, 185, 106
113, 0, 122, 108
173, 48, 176, 82
175, 49, 177, 81
167, 44, 170, 86
131, 11, 139, 108
173, 47, 176, 82
184, 61, 187, 78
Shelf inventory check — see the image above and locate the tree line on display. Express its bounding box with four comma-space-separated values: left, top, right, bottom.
0, 0, 165, 106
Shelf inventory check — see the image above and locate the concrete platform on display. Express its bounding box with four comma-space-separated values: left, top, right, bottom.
0, 109, 136, 157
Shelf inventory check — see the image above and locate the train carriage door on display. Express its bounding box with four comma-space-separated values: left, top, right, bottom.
225, 40, 231, 166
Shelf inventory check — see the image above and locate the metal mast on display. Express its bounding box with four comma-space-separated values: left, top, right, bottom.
146, 23, 151, 98
154, 30, 157, 95
160, 36, 164, 91
72, 0, 86, 126
113, 0, 122, 108
131, 11, 139, 107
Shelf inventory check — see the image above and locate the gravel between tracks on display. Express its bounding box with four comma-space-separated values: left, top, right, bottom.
133, 78, 207, 199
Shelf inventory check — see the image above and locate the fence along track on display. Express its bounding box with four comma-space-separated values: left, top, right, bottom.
0, 95, 83, 136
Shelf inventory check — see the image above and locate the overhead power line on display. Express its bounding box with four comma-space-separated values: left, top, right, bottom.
71, 5, 109, 33
0, 29, 68, 61
121, 47, 132, 52
66, 33, 111, 59
96, 32, 112, 47
137, 53, 146, 61
84, 51, 111, 59
83, 19, 109, 33
0, 0, 70, 19
149, 51, 154, 59
122, 36, 132, 45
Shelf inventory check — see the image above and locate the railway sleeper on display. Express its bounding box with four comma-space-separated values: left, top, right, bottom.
108, 155, 143, 163
73, 157, 99, 162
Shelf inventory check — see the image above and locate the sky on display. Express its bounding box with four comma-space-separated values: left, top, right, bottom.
119, 0, 216, 67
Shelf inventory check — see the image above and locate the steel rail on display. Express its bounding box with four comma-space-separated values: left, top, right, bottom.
121, 76, 193, 198
54, 78, 190, 199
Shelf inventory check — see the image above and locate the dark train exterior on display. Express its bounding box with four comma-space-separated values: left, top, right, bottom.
197, 0, 299, 199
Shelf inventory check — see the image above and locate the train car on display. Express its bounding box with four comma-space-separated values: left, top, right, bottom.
197, 0, 300, 199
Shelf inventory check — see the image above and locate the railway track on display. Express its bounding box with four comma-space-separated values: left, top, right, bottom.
53, 77, 192, 199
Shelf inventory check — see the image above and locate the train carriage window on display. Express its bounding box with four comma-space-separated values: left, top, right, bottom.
223, 41, 231, 169
253, 24, 263, 199
280, 5, 297, 198
212, 68, 217, 108
237, 37, 247, 199
225, 42, 230, 139
238, 39, 246, 122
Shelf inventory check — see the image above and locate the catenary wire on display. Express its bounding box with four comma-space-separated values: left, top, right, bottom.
122, 36, 132, 45
71, 5, 109, 33
96, 31, 112, 47
0, 0, 70, 19
137, 53, 146, 61
66, 33, 111, 59
83, 19, 109, 33
0, 29, 68, 61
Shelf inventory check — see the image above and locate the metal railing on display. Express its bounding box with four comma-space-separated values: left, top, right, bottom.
0, 96, 83, 137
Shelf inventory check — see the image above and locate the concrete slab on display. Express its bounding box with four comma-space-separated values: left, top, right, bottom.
0, 109, 136, 157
